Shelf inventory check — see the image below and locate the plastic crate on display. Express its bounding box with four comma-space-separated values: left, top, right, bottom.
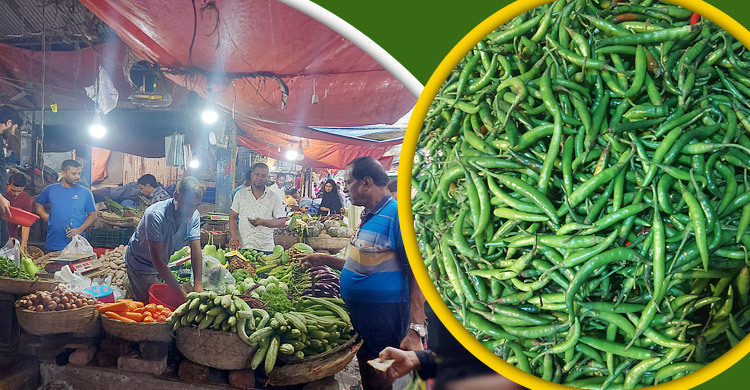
87, 228, 135, 248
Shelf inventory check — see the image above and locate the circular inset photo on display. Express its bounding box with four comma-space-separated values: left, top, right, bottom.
402, 0, 750, 388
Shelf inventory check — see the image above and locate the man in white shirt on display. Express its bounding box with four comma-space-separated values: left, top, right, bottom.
228, 163, 287, 254
267, 172, 286, 200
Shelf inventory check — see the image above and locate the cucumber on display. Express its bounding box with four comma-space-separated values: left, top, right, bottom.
230, 325, 237, 333
274, 312, 288, 326
212, 311, 228, 329
186, 292, 200, 300
307, 297, 350, 323
237, 317, 255, 346
180, 314, 190, 327
206, 307, 224, 317
221, 321, 231, 332
214, 296, 223, 306
228, 316, 237, 327
265, 336, 281, 374
284, 313, 308, 334
173, 301, 190, 317
294, 350, 304, 359
186, 309, 199, 323
195, 313, 205, 324
291, 340, 305, 351
199, 303, 208, 313
173, 320, 181, 331
198, 314, 214, 329
269, 318, 280, 329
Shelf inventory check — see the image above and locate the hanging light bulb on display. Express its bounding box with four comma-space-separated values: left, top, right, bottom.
311, 78, 319, 105
285, 149, 298, 161
202, 88, 218, 124
89, 110, 106, 139
189, 158, 200, 169
296, 141, 305, 161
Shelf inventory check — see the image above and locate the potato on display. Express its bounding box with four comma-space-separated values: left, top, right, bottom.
35, 305, 44, 311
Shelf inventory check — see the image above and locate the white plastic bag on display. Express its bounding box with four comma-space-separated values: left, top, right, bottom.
61, 235, 95, 257
192, 255, 236, 291
54, 265, 92, 293
0, 238, 22, 266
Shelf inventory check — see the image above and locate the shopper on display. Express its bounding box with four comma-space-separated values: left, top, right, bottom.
317, 179, 343, 216
268, 172, 286, 200
232, 169, 252, 201
228, 162, 287, 253
303, 156, 425, 390
124, 176, 205, 302
34, 160, 97, 251
387, 179, 398, 201
285, 188, 299, 207
0, 105, 23, 244
377, 305, 525, 390
6, 173, 34, 251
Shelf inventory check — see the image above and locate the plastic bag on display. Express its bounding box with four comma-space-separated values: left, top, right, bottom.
0, 238, 22, 266
191, 255, 235, 292
61, 235, 95, 257
54, 265, 92, 293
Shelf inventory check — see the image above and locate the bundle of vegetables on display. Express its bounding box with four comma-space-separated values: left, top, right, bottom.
15, 287, 97, 311
302, 266, 341, 298
169, 291, 248, 332
264, 262, 310, 298
99, 245, 128, 291
241, 248, 265, 264
411, 0, 750, 387
227, 251, 256, 274
169, 246, 191, 263
203, 235, 226, 265
236, 297, 353, 373
171, 268, 192, 284
0, 257, 35, 280
98, 300, 172, 323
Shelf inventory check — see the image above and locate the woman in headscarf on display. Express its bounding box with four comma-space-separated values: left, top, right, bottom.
318, 179, 343, 216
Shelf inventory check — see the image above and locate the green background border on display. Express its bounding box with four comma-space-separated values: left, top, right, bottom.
310, 1, 750, 388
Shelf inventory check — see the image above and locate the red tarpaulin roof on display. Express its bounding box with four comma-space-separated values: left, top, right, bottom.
79, 0, 415, 167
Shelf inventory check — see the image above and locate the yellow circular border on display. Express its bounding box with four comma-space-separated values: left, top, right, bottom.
398, 1, 750, 389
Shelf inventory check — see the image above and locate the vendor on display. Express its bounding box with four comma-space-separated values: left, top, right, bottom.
268, 172, 286, 200
0, 105, 23, 244
228, 162, 287, 254
137, 174, 170, 206
6, 173, 33, 251
34, 160, 97, 251
124, 176, 204, 302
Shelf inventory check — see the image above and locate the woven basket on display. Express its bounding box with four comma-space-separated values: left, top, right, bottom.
33, 251, 61, 267
0, 276, 59, 295
274, 234, 299, 250
25, 246, 44, 260
306, 237, 350, 253
268, 333, 362, 386
101, 315, 173, 342
16, 305, 100, 336
176, 327, 257, 370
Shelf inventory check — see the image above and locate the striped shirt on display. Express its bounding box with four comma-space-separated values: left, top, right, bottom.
340, 194, 410, 357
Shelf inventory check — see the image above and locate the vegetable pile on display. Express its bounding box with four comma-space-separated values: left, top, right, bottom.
15, 287, 97, 311
99, 300, 173, 323
99, 245, 128, 292
412, 0, 750, 387
1, 257, 35, 280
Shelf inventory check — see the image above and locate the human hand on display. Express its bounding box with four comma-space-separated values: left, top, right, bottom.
302, 253, 328, 268
0, 196, 10, 216
247, 217, 262, 227
229, 236, 241, 250
66, 227, 84, 237
400, 329, 424, 351
376, 347, 420, 380
192, 283, 204, 293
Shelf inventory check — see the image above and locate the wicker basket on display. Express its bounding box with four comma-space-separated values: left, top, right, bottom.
101, 315, 173, 342
274, 234, 299, 250
15, 305, 100, 336
306, 237, 350, 253
0, 276, 59, 295
25, 246, 44, 260
176, 327, 257, 370
33, 251, 61, 267
268, 333, 362, 386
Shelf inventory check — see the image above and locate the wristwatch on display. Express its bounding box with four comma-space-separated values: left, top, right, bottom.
409, 323, 427, 338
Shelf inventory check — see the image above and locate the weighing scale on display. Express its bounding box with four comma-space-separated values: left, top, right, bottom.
44, 253, 105, 277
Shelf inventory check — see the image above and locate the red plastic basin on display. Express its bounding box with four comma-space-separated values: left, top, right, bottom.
148, 283, 185, 311
2, 207, 40, 227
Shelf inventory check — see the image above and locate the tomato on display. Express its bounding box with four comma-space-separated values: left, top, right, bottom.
144, 303, 157, 312
156, 304, 165, 311
133, 307, 145, 314
143, 316, 155, 323
157, 315, 167, 322
160, 309, 172, 317
143, 311, 153, 319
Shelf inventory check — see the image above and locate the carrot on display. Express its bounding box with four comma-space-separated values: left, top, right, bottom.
117, 299, 144, 309
123, 312, 144, 322
105, 311, 136, 323
97, 302, 128, 313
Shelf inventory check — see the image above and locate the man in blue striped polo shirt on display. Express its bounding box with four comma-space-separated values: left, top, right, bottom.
304, 156, 425, 390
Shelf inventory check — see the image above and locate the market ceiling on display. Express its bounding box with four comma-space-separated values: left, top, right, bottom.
0, 0, 415, 168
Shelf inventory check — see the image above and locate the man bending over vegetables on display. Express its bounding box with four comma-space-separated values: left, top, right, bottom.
124, 176, 204, 302
304, 156, 425, 390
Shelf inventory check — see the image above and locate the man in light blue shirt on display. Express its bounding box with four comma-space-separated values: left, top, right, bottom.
125, 176, 205, 302
34, 160, 97, 251
231, 169, 251, 201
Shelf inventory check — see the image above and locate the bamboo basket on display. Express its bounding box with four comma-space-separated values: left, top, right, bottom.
101, 315, 173, 342
25, 246, 44, 260
0, 276, 59, 295
306, 237, 350, 253
274, 234, 299, 250
33, 251, 61, 267
268, 333, 362, 386
176, 327, 257, 370
16, 305, 100, 336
